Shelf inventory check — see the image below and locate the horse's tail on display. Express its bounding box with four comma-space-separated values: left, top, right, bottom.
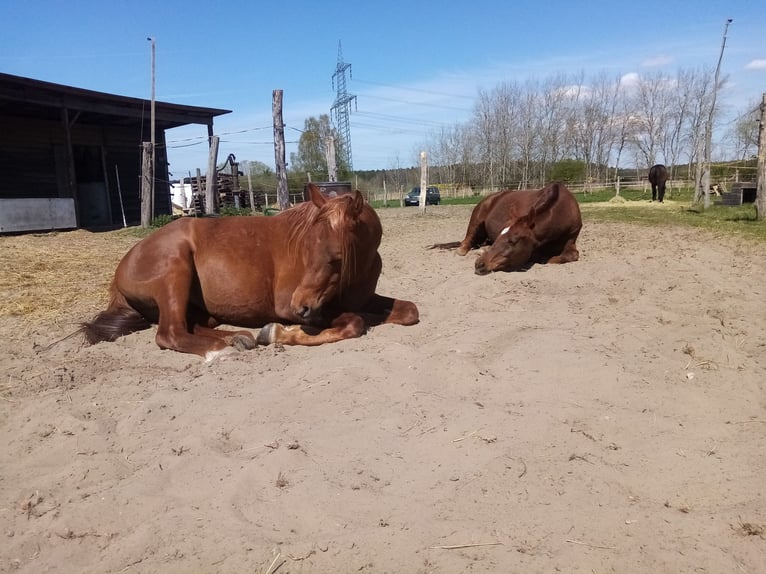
80, 287, 150, 344
428, 241, 462, 250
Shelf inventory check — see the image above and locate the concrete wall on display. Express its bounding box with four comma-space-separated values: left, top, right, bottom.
0, 198, 77, 233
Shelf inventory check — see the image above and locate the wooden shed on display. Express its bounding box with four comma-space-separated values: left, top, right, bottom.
0, 73, 230, 232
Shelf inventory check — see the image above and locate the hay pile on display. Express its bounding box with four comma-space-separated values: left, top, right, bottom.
0, 229, 141, 324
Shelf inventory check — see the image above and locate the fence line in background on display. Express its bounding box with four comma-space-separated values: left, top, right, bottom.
363, 179, 696, 203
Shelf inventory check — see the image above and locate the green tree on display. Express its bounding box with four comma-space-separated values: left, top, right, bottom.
290, 114, 337, 178
240, 160, 275, 193
549, 159, 586, 183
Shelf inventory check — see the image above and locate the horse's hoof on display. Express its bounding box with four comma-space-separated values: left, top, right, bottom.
256, 323, 276, 345
231, 333, 257, 351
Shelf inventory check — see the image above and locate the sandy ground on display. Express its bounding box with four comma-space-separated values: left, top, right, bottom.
1, 204, 765, 573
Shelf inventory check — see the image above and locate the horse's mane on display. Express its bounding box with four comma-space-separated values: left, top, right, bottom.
283, 196, 362, 291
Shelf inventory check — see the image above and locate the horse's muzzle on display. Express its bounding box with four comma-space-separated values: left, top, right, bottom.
474, 257, 492, 275
293, 304, 325, 324
296, 305, 312, 319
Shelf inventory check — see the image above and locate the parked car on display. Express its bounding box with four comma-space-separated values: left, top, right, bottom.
404, 186, 441, 206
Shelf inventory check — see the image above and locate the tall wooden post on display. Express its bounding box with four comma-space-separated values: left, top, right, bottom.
231, 156, 241, 209
205, 135, 220, 215
273, 90, 289, 210
115, 165, 127, 227
148, 37, 156, 217
140, 142, 153, 227
195, 168, 203, 213
325, 135, 338, 182
244, 161, 256, 214
419, 151, 428, 213
755, 93, 766, 220
701, 18, 732, 208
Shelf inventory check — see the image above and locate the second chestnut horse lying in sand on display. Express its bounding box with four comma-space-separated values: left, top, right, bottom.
81, 184, 419, 360
431, 182, 582, 274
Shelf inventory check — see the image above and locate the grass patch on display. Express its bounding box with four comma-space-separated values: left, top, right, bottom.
581, 201, 766, 242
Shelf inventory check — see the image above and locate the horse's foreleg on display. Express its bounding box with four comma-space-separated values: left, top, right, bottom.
360, 293, 419, 326
192, 325, 258, 351
157, 308, 232, 359
546, 238, 580, 264
256, 313, 366, 346
153, 265, 233, 359
457, 221, 488, 256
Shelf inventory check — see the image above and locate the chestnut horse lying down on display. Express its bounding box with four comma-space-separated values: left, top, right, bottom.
431, 182, 582, 274
81, 184, 419, 360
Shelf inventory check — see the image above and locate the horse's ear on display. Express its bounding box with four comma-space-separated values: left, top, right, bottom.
307, 183, 327, 207
352, 190, 365, 213
531, 182, 560, 215
520, 183, 561, 230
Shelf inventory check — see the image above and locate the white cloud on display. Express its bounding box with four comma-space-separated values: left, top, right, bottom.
560, 85, 592, 98
620, 72, 640, 87
642, 55, 672, 68
745, 59, 766, 70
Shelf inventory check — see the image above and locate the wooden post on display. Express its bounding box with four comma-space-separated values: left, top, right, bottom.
115, 165, 127, 227
326, 135, 337, 182
195, 168, 203, 214
419, 151, 428, 213
60, 108, 79, 223
273, 89, 289, 210
205, 135, 220, 215
231, 157, 241, 209
141, 142, 153, 227
755, 93, 766, 220
701, 18, 733, 208
244, 161, 256, 214
148, 37, 156, 217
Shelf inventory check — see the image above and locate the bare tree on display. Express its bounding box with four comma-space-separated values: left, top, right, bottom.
493, 81, 522, 186
566, 72, 622, 187
515, 80, 541, 188
534, 74, 571, 184
726, 99, 761, 161
431, 123, 475, 188
629, 71, 674, 168
417, 66, 732, 195
471, 88, 497, 190
660, 67, 713, 193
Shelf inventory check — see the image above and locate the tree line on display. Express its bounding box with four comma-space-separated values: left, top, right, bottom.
240, 67, 760, 197
416, 68, 760, 193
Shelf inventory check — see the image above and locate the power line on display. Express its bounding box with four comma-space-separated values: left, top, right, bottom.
361, 93, 472, 113
354, 110, 450, 129
353, 77, 475, 100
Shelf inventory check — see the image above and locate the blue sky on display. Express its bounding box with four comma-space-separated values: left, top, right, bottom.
2, 0, 764, 175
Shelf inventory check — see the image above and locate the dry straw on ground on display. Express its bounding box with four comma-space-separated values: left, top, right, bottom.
0, 229, 140, 323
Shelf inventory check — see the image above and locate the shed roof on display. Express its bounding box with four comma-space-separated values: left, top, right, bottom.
0, 72, 231, 129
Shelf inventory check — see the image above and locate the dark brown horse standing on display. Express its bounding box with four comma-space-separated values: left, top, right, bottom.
431, 182, 582, 275
81, 184, 418, 360
648, 164, 668, 202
